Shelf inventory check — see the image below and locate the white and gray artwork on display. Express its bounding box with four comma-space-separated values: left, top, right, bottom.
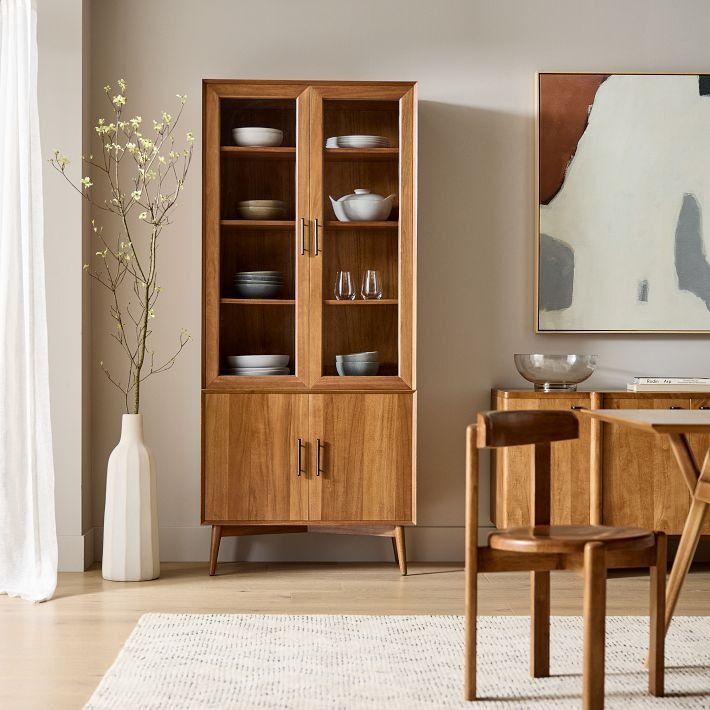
538, 73, 710, 332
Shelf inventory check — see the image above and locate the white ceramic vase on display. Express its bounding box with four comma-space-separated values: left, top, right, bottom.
102, 414, 160, 581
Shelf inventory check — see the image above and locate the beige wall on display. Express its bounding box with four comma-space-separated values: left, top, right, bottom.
39, 0, 92, 571
86, 0, 710, 562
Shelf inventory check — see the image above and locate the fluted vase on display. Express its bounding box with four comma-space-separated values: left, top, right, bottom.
102, 414, 160, 581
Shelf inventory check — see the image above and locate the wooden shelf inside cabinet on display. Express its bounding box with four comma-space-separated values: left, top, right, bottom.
325, 148, 398, 161
221, 146, 296, 159
325, 221, 398, 229
220, 298, 295, 305
220, 220, 295, 230
325, 299, 398, 306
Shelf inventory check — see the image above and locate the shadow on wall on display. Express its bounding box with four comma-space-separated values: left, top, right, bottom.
416, 100, 534, 528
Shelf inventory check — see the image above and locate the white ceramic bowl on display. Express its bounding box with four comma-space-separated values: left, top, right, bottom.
336, 351, 379, 361
227, 355, 289, 368
233, 282, 282, 298
336, 361, 380, 377
343, 198, 392, 221
232, 127, 284, 147
237, 202, 286, 220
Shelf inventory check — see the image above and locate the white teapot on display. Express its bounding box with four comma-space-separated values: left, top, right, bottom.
329, 188, 395, 222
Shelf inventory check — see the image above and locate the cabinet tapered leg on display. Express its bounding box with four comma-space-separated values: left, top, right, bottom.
391, 537, 399, 565
209, 525, 222, 576
394, 526, 407, 576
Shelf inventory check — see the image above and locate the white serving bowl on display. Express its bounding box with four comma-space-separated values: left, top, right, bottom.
343, 198, 392, 221
237, 201, 286, 220
227, 355, 289, 368
232, 127, 284, 147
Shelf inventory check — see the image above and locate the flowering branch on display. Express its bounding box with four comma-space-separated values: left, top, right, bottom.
50, 78, 194, 414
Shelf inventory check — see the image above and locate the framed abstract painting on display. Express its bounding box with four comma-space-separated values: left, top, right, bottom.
536, 72, 710, 333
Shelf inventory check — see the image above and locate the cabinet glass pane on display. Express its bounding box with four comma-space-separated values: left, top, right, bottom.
218, 98, 297, 377
321, 99, 400, 378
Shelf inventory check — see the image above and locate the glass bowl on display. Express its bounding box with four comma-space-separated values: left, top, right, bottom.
514, 354, 597, 391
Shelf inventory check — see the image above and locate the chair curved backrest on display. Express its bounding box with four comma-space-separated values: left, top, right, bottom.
477, 409, 579, 449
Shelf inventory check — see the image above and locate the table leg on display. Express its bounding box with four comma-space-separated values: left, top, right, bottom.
665, 498, 708, 631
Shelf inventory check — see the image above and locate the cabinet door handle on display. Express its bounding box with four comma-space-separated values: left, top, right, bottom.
296, 438, 303, 477
315, 438, 322, 476
570, 405, 584, 411
669, 406, 684, 410
313, 218, 320, 256
299, 218, 305, 256
700, 406, 710, 410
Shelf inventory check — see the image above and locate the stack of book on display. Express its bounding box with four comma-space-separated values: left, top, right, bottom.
627, 377, 710, 392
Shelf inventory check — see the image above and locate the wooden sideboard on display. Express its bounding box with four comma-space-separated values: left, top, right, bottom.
491, 389, 710, 534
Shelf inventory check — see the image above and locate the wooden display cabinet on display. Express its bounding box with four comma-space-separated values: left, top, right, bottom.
202, 81, 417, 575
492, 389, 710, 535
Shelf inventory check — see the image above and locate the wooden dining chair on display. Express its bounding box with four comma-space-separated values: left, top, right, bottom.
464, 410, 666, 709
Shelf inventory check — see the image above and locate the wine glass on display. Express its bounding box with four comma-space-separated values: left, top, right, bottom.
361, 270, 382, 300
334, 271, 355, 300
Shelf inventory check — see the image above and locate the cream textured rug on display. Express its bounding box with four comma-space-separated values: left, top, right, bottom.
85, 614, 710, 709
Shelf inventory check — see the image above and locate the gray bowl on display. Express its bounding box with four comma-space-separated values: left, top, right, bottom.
514, 353, 597, 391
336, 351, 379, 362
336, 361, 380, 377
234, 282, 282, 299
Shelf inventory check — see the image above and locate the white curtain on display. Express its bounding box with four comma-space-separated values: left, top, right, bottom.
0, 0, 57, 602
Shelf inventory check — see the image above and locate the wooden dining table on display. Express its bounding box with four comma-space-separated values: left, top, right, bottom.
576, 408, 710, 634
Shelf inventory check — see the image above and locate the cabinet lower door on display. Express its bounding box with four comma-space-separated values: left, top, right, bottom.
602, 397, 691, 532
308, 393, 414, 523
203, 393, 308, 523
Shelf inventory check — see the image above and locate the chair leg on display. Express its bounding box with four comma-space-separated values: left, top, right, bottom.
530, 570, 550, 677
465, 561, 478, 700
209, 525, 222, 576
649, 532, 666, 697
583, 542, 606, 710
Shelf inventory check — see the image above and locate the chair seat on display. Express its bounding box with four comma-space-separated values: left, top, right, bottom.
488, 524, 655, 555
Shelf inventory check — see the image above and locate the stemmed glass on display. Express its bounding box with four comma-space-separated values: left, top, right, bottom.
361, 270, 382, 300
334, 271, 355, 300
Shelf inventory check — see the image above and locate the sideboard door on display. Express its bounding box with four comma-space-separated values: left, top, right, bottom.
308, 393, 414, 523
494, 395, 591, 527
602, 396, 691, 532
202, 393, 308, 523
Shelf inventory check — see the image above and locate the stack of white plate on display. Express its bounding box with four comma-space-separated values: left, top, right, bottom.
325, 135, 390, 149
237, 200, 286, 220
233, 271, 283, 299
225, 354, 290, 376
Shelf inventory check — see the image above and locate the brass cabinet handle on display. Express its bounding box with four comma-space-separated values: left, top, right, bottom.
315, 438, 322, 476
313, 218, 320, 256
296, 438, 303, 477
299, 218, 305, 256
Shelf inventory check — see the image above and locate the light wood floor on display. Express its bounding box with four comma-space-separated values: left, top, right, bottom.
2, 562, 710, 709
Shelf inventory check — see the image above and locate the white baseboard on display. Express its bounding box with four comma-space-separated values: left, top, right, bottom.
92, 525, 493, 563
58, 530, 95, 571
88, 526, 710, 566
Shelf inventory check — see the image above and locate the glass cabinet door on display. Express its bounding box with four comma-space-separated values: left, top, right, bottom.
307, 85, 415, 390
203, 84, 310, 389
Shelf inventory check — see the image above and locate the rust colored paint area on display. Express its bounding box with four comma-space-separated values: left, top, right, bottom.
538, 74, 608, 204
